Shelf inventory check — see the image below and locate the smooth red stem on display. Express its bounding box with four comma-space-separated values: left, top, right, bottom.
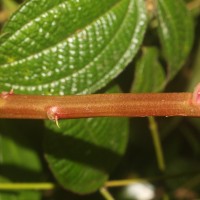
0, 92, 200, 120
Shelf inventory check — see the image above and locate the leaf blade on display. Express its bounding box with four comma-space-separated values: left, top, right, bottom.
132, 47, 165, 93
157, 0, 194, 80
0, 0, 147, 95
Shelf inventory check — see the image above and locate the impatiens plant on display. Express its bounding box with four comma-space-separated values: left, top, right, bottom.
0, 0, 200, 199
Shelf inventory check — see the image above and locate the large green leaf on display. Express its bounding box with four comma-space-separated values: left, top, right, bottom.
0, 120, 42, 200
0, 0, 147, 95
132, 47, 165, 93
44, 85, 129, 194
157, 0, 194, 80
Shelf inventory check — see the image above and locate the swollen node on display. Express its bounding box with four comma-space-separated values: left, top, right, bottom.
1, 89, 14, 99
47, 106, 60, 128
192, 83, 200, 105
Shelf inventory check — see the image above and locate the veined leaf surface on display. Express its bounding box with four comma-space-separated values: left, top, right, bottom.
0, 0, 147, 95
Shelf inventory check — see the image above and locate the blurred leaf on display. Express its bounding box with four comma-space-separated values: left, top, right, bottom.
132, 47, 165, 93
187, 40, 200, 92
44, 85, 129, 194
157, 0, 194, 80
0, 120, 42, 200
2, 0, 19, 12
0, 0, 147, 95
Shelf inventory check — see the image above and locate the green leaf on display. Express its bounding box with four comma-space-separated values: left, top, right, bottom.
157, 0, 194, 80
0, 0, 147, 95
187, 39, 200, 92
0, 120, 42, 200
44, 85, 129, 194
132, 47, 165, 92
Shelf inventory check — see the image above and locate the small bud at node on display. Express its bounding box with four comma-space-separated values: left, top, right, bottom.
192, 83, 200, 105
47, 106, 60, 128
1, 88, 14, 99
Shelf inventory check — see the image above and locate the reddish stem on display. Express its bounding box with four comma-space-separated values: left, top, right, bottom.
0, 91, 200, 120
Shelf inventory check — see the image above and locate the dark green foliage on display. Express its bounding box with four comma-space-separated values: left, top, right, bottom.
157, 0, 194, 80
0, 0, 199, 199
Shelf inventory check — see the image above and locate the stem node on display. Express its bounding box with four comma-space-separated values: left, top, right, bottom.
1, 88, 14, 99
47, 106, 60, 128
192, 83, 200, 105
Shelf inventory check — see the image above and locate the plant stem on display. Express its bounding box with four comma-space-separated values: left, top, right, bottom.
148, 117, 165, 171
99, 187, 115, 200
105, 178, 147, 187
1, 170, 198, 191
0, 183, 55, 190
105, 170, 200, 188
0, 92, 200, 120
